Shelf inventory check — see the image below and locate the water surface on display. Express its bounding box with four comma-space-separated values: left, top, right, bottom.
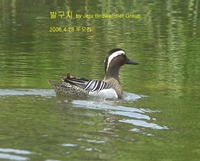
0, 1, 200, 161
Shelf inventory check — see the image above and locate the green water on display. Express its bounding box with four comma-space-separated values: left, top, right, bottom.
0, 1, 200, 161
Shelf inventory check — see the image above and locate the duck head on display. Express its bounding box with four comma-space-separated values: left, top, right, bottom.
104, 48, 138, 81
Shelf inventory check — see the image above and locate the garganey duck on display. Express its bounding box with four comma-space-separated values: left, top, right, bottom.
49, 48, 138, 99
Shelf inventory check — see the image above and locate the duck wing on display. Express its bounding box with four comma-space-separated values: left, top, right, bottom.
62, 74, 111, 92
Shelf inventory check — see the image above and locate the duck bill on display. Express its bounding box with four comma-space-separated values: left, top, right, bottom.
126, 58, 139, 65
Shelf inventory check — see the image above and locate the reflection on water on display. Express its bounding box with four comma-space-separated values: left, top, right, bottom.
0, 88, 168, 132
0, 89, 55, 97
0, 89, 144, 101
0, 0, 199, 97
0, 148, 33, 161
70, 99, 168, 131
61, 143, 78, 147
119, 119, 168, 130
0, 89, 169, 160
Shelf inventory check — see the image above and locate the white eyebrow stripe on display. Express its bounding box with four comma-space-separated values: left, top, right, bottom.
106, 50, 125, 71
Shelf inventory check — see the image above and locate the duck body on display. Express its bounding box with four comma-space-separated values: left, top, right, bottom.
49, 48, 138, 99
49, 75, 119, 99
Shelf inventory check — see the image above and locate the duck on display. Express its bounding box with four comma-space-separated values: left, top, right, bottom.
49, 48, 138, 99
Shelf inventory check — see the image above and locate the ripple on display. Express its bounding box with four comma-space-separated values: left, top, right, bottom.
0, 89, 144, 102
70, 99, 168, 130
0, 89, 55, 97
122, 92, 145, 101
85, 139, 106, 144
0, 148, 34, 161
110, 111, 151, 120
61, 143, 77, 147
119, 119, 168, 130
0, 153, 29, 161
0, 148, 33, 154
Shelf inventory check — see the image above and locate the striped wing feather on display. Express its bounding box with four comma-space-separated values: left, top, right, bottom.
85, 80, 111, 91
63, 77, 111, 92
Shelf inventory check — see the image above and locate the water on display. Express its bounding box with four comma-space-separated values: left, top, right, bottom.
1, 1, 200, 161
